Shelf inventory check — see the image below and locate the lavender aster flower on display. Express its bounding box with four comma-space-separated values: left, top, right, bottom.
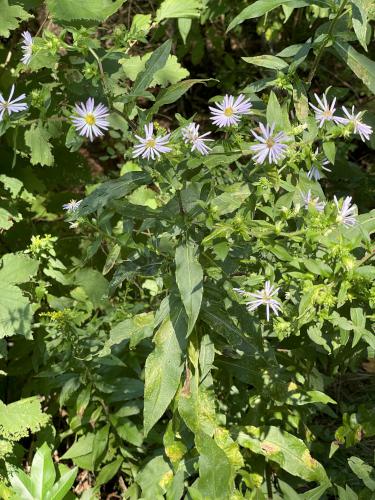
21, 31, 33, 65
310, 93, 341, 127
63, 199, 82, 213
209, 94, 252, 128
181, 122, 213, 155
334, 195, 357, 227
302, 190, 325, 212
336, 106, 373, 142
250, 123, 289, 164
234, 281, 281, 321
71, 98, 109, 142
0, 85, 28, 121
133, 123, 171, 160
307, 148, 331, 181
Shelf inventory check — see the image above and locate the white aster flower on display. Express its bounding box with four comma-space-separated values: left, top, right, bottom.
181, 122, 213, 155
63, 199, 82, 213
21, 31, 33, 65
133, 123, 171, 160
71, 98, 109, 142
234, 281, 281, 321
334, 195, 357, 227
309, 93, 341, 128
209, 94, 252, 128
307, 148, 331, 181
250, 123, 289, 164
0, 85, 28, 121
301, 190, 325, 212
336, 106, 373, 142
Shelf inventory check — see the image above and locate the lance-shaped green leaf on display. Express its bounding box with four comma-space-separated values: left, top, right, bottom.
144, 293, 187, 435
334, 41, 375, 94
30, 443, 56, 499
77, 171, 151, 215
227, 0, 300, 32
238, 426, 328, 483
132, 40, 172, 95
175, 241, 203, 335
242, 55, 288, 70
149, 79, 211, 115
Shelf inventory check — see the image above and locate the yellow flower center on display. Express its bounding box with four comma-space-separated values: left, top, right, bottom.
322, 110, 332, 118
145, 138, 156, 149
224, 107, 234, 117
85, 113, 96, 125
266, 138, 275, 148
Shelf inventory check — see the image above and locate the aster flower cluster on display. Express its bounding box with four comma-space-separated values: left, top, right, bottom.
310, 93, 373, 142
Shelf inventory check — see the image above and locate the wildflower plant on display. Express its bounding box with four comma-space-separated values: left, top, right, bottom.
0, 0, 375, 498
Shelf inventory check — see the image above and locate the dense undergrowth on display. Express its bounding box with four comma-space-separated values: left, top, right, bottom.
0, 0, 375, 498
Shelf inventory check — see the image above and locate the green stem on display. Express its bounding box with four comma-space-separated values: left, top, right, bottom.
307, 0, 349, 87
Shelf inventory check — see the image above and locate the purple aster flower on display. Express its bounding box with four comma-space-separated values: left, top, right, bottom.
336, 106, 373, 142
71, 98, 109, 142
63, 199, 82, 213
21, 31, 33, 65
133, 123, 171, 160
301, 190, 325, 212
181, 122, 213, 155
234, 281, 282, 321
307, 148, 331, 181
310, 93, 341, 127
209, 94, 252, 128
334, 195, 357, 227
250, 123, 289, 164
0, 85, 28, 121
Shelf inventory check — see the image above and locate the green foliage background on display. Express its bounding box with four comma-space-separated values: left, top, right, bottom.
0, 0, 374, 498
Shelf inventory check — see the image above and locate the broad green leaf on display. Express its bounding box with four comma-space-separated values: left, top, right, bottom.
103, 244, 121, 275
0, 0, 30, 38
266, 91, 290, 130
30, 443, 55, 499
46, 0, 126, 21
60, 434, 94, 461
0, 397, 49, 441
74, 269, 108, 308
0, 283, 32, 339
25, 124, 54, 167
242, 55, 288, 70
175, 241, 203, 334
144, 295, 187, 435
303, 259, 332, 277
136, 455, 171, 499
195, 432, 232, 499
94, 458, 123, 489
210, 183, 250, 216
132, 40, 172, 94
108, 312, 154, 349
156, 0, 202, 22
238, 426, 328, 483
334, 41, 375, 94
300, 481, 331, 500
49, 467, 78, 500
0, 254, 39, 284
